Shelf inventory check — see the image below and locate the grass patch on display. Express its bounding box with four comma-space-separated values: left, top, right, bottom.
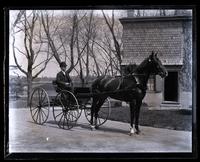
108, 106, 192, 131
9, 98, 28, 108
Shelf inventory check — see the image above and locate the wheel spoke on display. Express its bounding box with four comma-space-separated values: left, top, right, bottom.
41, 107, 49, 110
30, 88, 50, 125
58, 114, 64, 127
40, 89, 44, 101
32, 108, 39, 118
38, 89, 41, 103
41, 109, 48, 119
41, 93, 46, 104
67, 112, 72, 122
52, 91, 80, 130
69, 111, 78, 120
59, 97, 65, 108
55, 111, 63, 119
39, 110, 41, 124
30, 106, 39, 111
40, 110, 45, 122
68, 112, 74, 121
63, 113, 66, 129
98, 117, 101, 124
36, 109, 39, 122
66, 115, 69, 128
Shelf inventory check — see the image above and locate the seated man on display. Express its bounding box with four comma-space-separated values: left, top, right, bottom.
56, 62, 72, 92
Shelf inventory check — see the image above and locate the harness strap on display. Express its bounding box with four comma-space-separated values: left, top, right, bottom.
104, 78, 116, 89
116, 77, 123, 91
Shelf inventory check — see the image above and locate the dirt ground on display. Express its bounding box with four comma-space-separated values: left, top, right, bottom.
8, 108, 192, 153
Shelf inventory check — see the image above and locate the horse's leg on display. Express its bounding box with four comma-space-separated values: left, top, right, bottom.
129, 100, 136, 135
94, 98, 106, 129
90, 97, 98, 130
134, 100, 142, 134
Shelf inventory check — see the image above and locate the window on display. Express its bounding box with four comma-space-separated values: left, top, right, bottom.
147, 75, 155, 91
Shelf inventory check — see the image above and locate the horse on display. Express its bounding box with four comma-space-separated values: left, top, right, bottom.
90, 51, 168, 135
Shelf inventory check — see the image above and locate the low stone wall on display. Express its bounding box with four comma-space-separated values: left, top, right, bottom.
143, 92, 163, 108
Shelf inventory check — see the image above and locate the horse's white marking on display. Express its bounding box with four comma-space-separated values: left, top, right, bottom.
90, 125, 95, 130
130, 127, 135, 134
134, 76, 140, 85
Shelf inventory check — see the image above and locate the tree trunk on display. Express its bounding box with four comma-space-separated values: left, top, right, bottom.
79, 58, 85, 87
27, 73, 33, 107
85, 42, 90, 84
109, 51, 114, 76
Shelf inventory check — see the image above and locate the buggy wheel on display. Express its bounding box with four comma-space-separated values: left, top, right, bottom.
52, 90, 81, 130
30, 87, 50, 125
84, 98, 111, 127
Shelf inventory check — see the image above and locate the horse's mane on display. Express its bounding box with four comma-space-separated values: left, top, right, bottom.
134, 57, 149, 74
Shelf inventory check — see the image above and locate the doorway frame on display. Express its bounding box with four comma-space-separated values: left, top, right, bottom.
162, 65, 182, 104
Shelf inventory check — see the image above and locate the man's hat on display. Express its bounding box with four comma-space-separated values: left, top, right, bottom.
60, 62, 67, 67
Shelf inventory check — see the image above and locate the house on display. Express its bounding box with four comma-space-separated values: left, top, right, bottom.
119, 15, 192, 109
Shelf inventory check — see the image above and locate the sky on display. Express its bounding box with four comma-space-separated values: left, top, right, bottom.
9, 10, 126, 78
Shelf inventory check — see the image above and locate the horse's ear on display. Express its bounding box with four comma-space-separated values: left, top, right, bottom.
149, 51, 154, 60
155, 52, 157, 58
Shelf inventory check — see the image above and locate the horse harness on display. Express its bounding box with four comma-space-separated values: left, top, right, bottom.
115, 74, 147, 93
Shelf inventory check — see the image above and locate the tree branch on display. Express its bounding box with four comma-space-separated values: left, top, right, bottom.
12, 35, 27, 75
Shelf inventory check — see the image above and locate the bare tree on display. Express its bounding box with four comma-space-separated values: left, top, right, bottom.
93, 32, 120, 76
102, 10, 123, 74
11, 10, 53, 104
40, 11, 62, 64
41, 10, 88, 76
80, 11, 100, 82
75, 12, 89, 86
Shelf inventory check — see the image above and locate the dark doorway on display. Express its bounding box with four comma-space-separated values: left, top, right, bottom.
164, 72, 178, 102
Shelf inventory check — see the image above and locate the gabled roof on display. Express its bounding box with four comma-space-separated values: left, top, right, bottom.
121, 56, 183, 66
119, 16, 192, 23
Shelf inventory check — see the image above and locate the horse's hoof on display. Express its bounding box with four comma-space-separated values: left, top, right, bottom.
90, 125, 95, 131
135, 130, 141, 135
129, 133, 133, 136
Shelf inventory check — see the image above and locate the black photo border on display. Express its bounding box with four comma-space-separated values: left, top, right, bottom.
2, 1, 199, 160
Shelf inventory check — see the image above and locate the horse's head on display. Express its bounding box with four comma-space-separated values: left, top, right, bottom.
148, 51, 168, 78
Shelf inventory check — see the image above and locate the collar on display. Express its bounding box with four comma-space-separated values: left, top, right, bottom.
61, 70, 65, 75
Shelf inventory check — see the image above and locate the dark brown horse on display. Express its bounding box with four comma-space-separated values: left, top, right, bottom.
90, 51, 168, 135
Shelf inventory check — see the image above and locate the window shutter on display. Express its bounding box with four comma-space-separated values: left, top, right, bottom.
155, 75, 163, 92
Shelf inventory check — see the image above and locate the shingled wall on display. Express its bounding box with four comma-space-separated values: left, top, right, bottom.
120, 16, 191, 66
